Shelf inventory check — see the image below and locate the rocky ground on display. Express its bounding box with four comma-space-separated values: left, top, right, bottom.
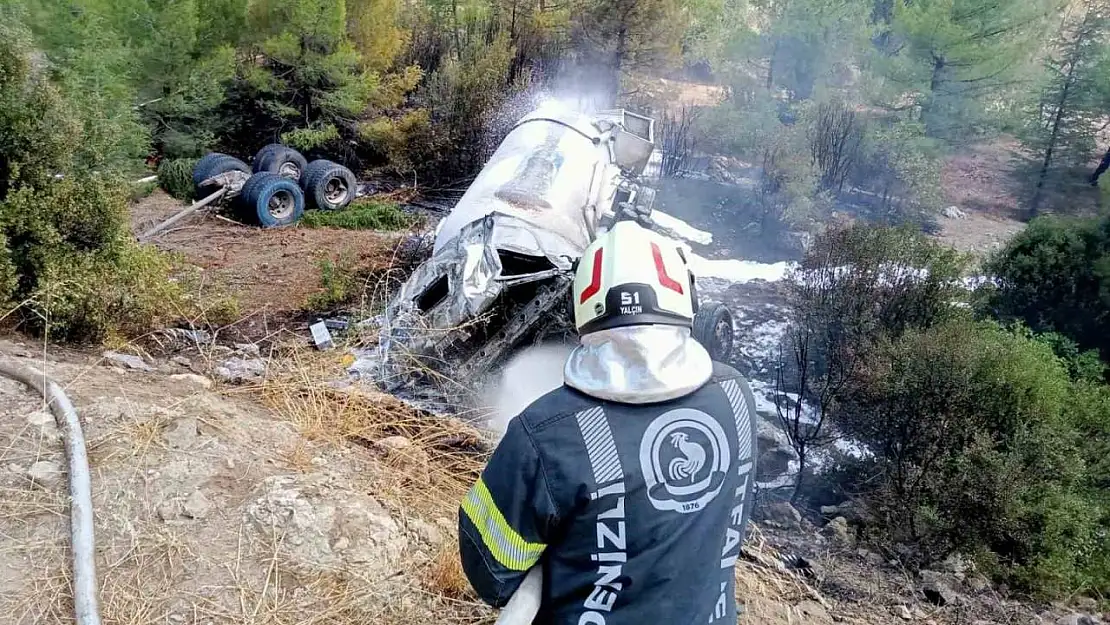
0, 334, 1103, 625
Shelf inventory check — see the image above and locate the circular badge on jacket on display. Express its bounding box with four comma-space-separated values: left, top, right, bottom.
639, 408, 731, 514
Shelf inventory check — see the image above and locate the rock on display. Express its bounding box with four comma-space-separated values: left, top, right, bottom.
965, 575, 991, 594
922, 579, 959, 606
794, 600, 832, 623
1073, 597, 1099, 612
183, 491, 211, 519
163, 418, 198, 449
829, 499, 874, 525
755, 417, 797, 483
246, 475, 406, 590
761, 501, 802, 530
25, 410, 60, 439
410, 518, 444, 545
163, 328, 213, 344
895, 605, 913, 620
171, 356, 192, 368
103, 351, 154, 372
378, 436, 413, 452
157, 500, 180, 521
27, 460, 62, 489
235, 343, 262, 358
7, 463, 23, 474
26, 410, 53, 427
939, 552, 970, 577
820, 505, 840, 516
1057, 615, 1101, 625
821, 516, 856, 548
213, 357, 266, 384
170, 373, 213, 390
943, 205, 969, 220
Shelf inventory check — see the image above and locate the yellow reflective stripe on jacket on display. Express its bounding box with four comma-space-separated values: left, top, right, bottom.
461, 478, 546, 571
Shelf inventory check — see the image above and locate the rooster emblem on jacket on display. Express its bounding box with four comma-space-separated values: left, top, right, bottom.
667, 431, 706, 483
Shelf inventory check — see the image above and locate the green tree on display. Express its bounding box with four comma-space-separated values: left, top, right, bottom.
1025, 0, 1110, 215
879, 0, 1052, 141
570, 0, 689, 102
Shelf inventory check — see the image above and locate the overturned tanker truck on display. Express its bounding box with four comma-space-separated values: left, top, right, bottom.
373, 102, 736, 399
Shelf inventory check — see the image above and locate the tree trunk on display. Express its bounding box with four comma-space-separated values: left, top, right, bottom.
1090, 147, 1110, 186
922, 54, 946, 137
766, 38, 780, 90
1032, 62, 1077, 217
451, 0, 462, 61
610, 23, 628, 104
791, 448, 807, 503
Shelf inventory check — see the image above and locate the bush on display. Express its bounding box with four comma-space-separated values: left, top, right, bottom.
984, 214, 1110, 363
300, 199, 418, 231
307, 256, 358, 311
834, 318, 1107, 596
0, 174, 187, 341
157, 158, 198, 201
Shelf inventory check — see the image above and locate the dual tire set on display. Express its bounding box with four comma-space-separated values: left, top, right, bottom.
191, 145, 357, 228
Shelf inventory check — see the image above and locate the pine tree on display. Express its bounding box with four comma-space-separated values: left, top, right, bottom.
1027, 0, 1110, 215
883, 0, 1053, 141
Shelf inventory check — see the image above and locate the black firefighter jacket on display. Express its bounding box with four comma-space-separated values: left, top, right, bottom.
458, 362, 760, 625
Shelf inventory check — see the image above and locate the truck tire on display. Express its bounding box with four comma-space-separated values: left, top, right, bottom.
252, 144, 308, 181
237, 172, 304, 228
301, 159, 356, 210
692, 301, 735, 362
192, 154, 249, 199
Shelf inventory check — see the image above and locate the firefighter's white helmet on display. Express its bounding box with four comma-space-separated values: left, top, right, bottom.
573, 219, 696, 335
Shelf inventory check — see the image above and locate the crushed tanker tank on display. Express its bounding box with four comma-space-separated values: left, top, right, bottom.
372, 101, 733, 406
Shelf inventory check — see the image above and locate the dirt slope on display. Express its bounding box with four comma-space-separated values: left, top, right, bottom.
131, 191, 405, 319
0, 338, 487, 624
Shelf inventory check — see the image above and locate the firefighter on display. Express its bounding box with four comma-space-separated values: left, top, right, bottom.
458, 218, 760, 624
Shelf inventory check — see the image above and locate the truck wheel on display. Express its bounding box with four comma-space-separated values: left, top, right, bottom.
192, 154, 249, 199
692, 302, 735, 362
237, 172, 304, 228
301, 159, 356, 210
252, 144, 309, 181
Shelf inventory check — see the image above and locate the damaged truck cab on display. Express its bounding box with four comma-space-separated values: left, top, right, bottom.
376, 102, 730, 396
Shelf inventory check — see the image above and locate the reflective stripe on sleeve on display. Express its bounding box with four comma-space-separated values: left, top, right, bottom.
461, 478, 547, 571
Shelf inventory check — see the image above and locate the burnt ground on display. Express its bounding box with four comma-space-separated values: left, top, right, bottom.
130, 190, 411, 342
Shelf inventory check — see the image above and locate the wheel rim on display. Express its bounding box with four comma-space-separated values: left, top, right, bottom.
324, 177, 350, 205
713, 316, 733, 360
279, 162, 301, 179
268, 189, 295, 220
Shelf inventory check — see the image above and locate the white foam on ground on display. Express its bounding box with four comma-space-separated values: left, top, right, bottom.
688, 254, 794, 283
652, 210, 714, 245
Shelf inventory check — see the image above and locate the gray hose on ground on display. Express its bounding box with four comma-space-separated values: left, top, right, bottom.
0, 359, 101, 625
495, 566, 543, 625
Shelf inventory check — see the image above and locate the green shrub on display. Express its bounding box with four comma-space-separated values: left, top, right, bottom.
984, 214, 1110, 361
27, 241, 185, 341
0, 174, 188, 341
157, 158, 198, 200
307, 256, 358, 310
300, 199, 418, 231
834, 318, 1107, 596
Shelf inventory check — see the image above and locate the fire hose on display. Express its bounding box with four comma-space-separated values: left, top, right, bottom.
494, 566, 543, 625
0, 359, 101, 625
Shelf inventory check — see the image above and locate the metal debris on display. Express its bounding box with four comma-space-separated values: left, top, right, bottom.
310, 321, 334, 350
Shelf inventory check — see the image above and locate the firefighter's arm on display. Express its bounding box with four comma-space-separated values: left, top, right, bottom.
458, 416, 560, 608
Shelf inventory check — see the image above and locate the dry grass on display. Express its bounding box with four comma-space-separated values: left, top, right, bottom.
735, 526, 833, 623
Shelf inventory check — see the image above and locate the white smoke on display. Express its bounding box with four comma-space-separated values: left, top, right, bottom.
484, 343, 575, 440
